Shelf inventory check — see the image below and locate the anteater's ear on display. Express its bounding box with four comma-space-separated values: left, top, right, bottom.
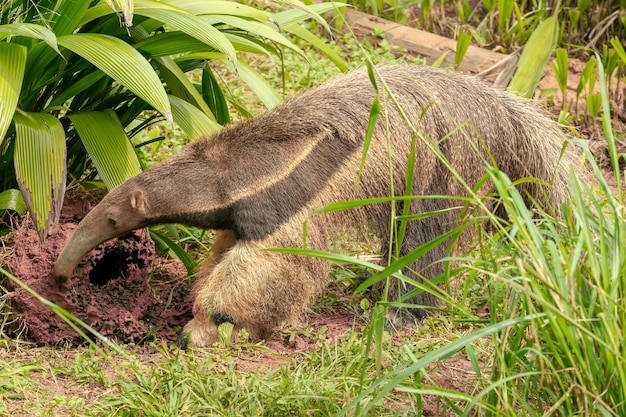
130, 189, 146, 213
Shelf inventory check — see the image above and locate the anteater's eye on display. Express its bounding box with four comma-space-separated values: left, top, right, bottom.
107, 215, 117, 227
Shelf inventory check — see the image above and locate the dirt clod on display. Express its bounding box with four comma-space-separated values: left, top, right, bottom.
6, 195, 192, 345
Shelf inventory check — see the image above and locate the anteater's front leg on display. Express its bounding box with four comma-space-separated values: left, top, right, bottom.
180, 227, 329, 348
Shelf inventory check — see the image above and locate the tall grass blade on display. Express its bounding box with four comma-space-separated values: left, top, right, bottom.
595, 51, 621, 189
357, 227, 460, 293
342, 315, 539, 416
354, 94, 380, 194
0, 267, 121, 352
149, 229, 198, 274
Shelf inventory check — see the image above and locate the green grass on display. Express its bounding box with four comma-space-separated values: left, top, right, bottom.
0, 319, 463, 416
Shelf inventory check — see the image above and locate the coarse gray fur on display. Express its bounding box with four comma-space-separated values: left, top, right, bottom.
52, 64, 580, 347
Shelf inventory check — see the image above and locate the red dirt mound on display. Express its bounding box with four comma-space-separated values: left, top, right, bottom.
6, 195, 193, 345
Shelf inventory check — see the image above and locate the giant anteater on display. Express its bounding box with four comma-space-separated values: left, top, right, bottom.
52, 64, 579, 347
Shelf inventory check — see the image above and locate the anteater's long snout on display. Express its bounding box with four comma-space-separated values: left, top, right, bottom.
51, 203, 116, 282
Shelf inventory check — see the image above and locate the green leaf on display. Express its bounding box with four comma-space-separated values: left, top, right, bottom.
235, 60, 282, 109
431, 51, 450, 68
497, 0, 514, 35
0, 43, 26, 147
135, 32, 211, 57
455, 32, 472, 69
225, 34, 275, 55
207, 15, 302, 56
0, 23, 60, 54
149, 229, 198, 274
156, 0, 270, 20
508, 15, 558, 97
69, 111, 142, 189
272, 2, 346, 29
280, 3, 350, 72
551, 48, 569, 96
45, 0, 91, 37
83, 0, 269, 27
0, 189, 27, 215
134, 1, 237, 65
285, 24, 349, 72
580, 57, 597, 94
586, 93, 602, 118
201, 66, 230, 125
156, 56, 216, 120
202, 56, 281, 109
169, 95, 221, 140
13, 112, 67, 242
57, 33, 172, 123
46, 71, 108, 110
273, 0, 334, 34
610, 37, 626, 65
138, 31, 273, 56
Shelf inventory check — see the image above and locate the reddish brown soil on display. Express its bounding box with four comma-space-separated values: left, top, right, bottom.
6, 195, 193, 345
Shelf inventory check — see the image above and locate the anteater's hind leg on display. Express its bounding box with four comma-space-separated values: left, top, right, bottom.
383, 208, 451, 331
180, 225, 329, 348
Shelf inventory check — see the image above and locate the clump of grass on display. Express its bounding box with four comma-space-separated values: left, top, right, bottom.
344, 55, 626, 415
483, 59, 625, 416
463, 160, 624, 415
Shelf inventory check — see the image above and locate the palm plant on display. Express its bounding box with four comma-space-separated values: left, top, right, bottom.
0, 0, 347, 241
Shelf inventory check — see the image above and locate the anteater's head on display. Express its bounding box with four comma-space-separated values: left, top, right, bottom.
51, 141, 231, 282
51, 181, 150, 283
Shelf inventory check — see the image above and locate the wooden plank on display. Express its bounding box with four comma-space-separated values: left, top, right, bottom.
341, 8, 511, 77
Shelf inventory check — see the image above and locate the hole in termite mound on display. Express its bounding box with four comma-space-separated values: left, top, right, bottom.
6, 194, 193, 345
89, 249, 130, 286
